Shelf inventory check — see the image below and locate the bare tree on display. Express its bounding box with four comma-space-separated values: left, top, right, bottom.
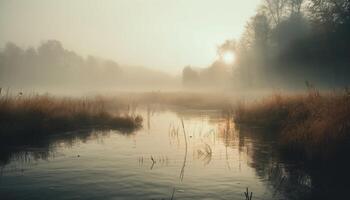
308, 0, 350, 26
289, 0, 304, 14
263, 0, 289, 25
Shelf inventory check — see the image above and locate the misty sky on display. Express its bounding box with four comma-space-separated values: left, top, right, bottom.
0, 0, 260, 72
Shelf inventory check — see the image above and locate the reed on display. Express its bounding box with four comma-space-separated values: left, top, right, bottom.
179, 118, 188, 181
244, 187, 253, 200
0, 93, 142, 137
234, 88, 350, 162
170, 188, 175, 200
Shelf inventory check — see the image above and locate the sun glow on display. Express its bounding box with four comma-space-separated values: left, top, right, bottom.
222, 51, 235, 64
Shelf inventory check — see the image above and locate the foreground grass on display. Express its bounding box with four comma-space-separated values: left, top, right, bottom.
235, 89, 350, 162
0, 94, 142, 137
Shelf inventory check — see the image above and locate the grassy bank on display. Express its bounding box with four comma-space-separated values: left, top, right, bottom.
235, 89, 350, 162
0, 94, 142, 137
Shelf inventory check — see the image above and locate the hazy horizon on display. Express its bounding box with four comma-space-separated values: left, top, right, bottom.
1, 1, 350, 199
1, 0, 349, 92
0, 0, 260, 73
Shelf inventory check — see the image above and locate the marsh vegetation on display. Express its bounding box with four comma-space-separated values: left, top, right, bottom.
0, 0, 350, 199
235, 88, 350, 162
0, 91, 142, 138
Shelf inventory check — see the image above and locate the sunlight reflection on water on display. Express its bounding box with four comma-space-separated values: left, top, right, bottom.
0, 107, 310, 200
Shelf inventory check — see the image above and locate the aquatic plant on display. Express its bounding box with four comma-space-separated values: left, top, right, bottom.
170, 188, 176, 200
194, 143, 213, 166
179, 118, 188, 182
234, 88, 350, 162
0, 92, 143, 137
244, 187, 253, 200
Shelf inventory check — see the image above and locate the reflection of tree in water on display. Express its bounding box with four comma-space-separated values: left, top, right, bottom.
172, 109, 313, 199
172, 108, 350, 199
218, 123, 350, 200
215, 112, 238, 170
0, 128, 136, 168
216, 120, 312, 200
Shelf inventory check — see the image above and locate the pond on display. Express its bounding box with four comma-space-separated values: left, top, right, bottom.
0, 106, 319, 199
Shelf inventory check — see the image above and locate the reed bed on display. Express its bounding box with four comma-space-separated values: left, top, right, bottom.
0, 93, 142, 136
235, 88, 350, 162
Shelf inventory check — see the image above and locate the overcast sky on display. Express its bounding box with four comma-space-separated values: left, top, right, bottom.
0, 0, 260, 72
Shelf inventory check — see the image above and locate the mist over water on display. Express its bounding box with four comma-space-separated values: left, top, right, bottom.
0, 108, 312, 200
1, 1, 350, 200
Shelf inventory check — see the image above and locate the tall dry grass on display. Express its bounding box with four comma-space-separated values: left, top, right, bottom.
235, 88, 350, 161
0, 92, 142, 136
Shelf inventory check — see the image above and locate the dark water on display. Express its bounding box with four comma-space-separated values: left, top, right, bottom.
0, 106, 340, 199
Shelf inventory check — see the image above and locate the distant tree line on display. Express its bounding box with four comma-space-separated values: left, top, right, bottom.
0, 40, 122, 88
182, 40, 235, 88
182, 62, 231, 88
0, 40, 177, 90
184, 0, 350, 89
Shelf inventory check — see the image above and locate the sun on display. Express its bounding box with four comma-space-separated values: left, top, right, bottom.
222, 51, 235, 64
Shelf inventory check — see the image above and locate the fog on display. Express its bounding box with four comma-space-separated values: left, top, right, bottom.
182, 0, 350, 91
0, 0, 349, 95
1, 2, 350, 199
0, 0, 259, 70
0, 40, 180, 95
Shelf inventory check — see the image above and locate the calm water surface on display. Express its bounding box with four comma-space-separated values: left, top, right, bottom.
0, 106, 311, 200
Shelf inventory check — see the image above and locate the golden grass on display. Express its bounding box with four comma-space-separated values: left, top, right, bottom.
0, 94, 142, 136
235, 89, 350, 161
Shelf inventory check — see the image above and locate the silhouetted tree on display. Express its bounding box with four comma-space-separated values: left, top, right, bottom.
288, 0, 304, 15
182, 66, 199, 86
263, 0, 289, 25
230, 0, 350, 89
217, 40, 237, 57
